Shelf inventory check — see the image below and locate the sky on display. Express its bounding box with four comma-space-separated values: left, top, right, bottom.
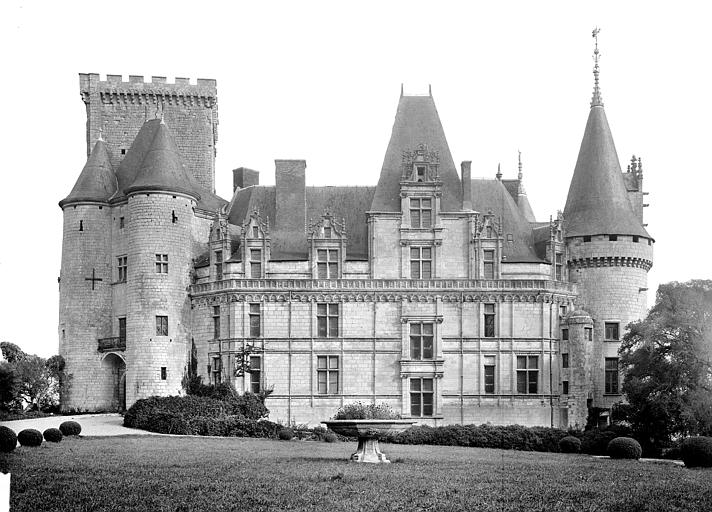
1, 0, 710, 358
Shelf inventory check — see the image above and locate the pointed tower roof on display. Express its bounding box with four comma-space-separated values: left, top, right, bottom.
370, 93, 462, 212
563, 31, 649, 238
125, 120, 201, 200
59, 138, 117, 207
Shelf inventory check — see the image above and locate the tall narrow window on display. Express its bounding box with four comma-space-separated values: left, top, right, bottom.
585, 327, 593, 341
214, 250, 223, 281
117, 256, 127, 283
79, 220, 83, 231
562, 380, 569, 395
212, 356, 222, 384
160, 367, 167, 380
484, 304, 496, 338
562, 353, 569, 368
249, 304, 261, 337
317, 304, 339, 338
118, 317, 126, 344
155, 254, 168, 274
410, 198, 432, 228
516, 355, 539, 394
409, 323, 434, 360
605, 358, 619, 394
555, 252, 563, 280
156, 316, 168, 336
250, 249, 262, 278
410, 247, 432, 279
212, 306, 221, 339
317, 355, 339, 394
410, 378, 433, 417
119, 217, 125, 229
562, 328, 569, 341
317, 249, 339, 279
249, 355, 262, 393
604, 322, 620, 341
484, 355, 496, 394
483, 250, 495, 279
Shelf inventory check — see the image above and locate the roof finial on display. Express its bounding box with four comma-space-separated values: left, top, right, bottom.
591, 27, 604, 107
517, 150, 523, 181
496, 163, 502, 180
97, 127, 104, 142
428, 84, 432, 97
400, 83, 404, 97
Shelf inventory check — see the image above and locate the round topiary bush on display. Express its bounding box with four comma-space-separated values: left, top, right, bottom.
324, 432, 338, 443
43, 428, 63, 443
17, 429, 43, 447
278, 428, 294, 441
559, 435, 582, 454
680, 436, 712, 468
0, 426, 18, 453
59, 420, 82, 436
607, 437, 642, 460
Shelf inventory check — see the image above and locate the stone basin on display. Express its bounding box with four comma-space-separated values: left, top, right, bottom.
323, 419, 415, 463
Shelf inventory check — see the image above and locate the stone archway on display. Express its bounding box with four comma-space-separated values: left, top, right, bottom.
101, 353, 126, 412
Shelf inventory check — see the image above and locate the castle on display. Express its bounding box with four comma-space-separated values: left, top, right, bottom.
58, 43, 653, 428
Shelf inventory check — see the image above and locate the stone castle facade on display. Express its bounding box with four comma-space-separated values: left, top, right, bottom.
58, 57, 653, 428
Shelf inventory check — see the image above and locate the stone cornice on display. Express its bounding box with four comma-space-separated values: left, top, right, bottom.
568, 256, 652, 271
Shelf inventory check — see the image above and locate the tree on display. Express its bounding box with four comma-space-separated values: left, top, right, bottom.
0, 342, 61, 411
0, 361, 19, 411
619, 280, 712, 452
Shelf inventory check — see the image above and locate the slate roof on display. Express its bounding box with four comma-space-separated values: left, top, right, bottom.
501, 178, 536, 222
59, 139, 117, 207
371, 95, 462, 212
563, 106, 649, 238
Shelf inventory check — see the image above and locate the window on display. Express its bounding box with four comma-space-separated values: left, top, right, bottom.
117, 256, 127, 282
317, 304, 338, 338
212, 306, 221, 339
483, 250, 495, 279
484, 355, 496, 394
79, 220, 83, 231
323, 227, 332, 238
160, 367, 167, 380
555, 252, 563, 280
560, 305, 568, 317
249, 355, 262, 393
585, 327, 593, 341
484, 304, 496, 338
250, 249, 262, 278
562, 380, 569, 395
119, 217, 125, 229
516, 356, 539, 394
604, 322, 620, 341
632, 236, 639, 243
410, 198, 432, 228
156, 316, 168, 336
609, 235, 618, 241
317, 355, 339, 394
605, 358, 619, 394
562, 328, 569, 341
583, 235, 591, 243
415, 166, 426, 181
317, 249, 339, 279
215, 251, 222, 281
212, 356, 222, 384
252, 226, 259, 238
486, 226, 493, 238
562, 353, 569, 368
410, 323, 434, 360
410, 378, 434, 417
410, 247, 432, 279
249, 304, 261, 337
172, 210, 177, 224
155, 254, 168, 274
118, 317, 126, 343
506, 234, 514, 242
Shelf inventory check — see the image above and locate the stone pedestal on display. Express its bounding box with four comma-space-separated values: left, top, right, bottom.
323, 420, 415, 464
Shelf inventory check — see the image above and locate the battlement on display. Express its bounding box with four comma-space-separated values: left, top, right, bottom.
80, 73, 217, 102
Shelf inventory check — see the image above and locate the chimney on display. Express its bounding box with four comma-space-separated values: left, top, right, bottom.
275, 160, 306, 235
233, 167, 259, 192
461, 161, 472, 210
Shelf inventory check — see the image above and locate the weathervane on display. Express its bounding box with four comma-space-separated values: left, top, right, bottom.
591, 27, 603, 107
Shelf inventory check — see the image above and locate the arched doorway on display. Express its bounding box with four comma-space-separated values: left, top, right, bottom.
101, 353, 126, 412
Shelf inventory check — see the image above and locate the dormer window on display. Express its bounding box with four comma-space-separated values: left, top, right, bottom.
324, 227, 332, 238
416, 166, 426, 182
317, 249, 339, 279
410, 198, 432, 228
402, 144, 439, 183
252, 226, 259, 238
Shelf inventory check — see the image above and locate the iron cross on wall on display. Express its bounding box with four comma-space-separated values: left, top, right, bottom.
85, 268, 103, 290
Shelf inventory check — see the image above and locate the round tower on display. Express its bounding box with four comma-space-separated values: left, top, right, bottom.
58, 138, 117, 410
124, 120, 200, 407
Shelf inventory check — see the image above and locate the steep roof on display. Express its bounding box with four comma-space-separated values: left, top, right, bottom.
471, 179, 543, 263
227, 186, 375, 260
563, 106, 649, 238
501, 178, 536, 222
371, 94, 462, 212
59, 139, 117, 207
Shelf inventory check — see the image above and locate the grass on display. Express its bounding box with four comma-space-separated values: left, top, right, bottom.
1, 435, 711, 511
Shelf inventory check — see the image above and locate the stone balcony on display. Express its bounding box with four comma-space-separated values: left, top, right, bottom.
98, 337, 126, 352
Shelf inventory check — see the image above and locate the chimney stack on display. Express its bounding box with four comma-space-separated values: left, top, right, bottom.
275, 160, 306, 236
461, 161, 472, 210
233, 167, 259, 192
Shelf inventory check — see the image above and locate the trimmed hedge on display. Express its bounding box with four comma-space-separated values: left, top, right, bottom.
607, 437, 642, 460
324, 432, 338, 443
18, 429, 43, 447
559, 436, 582, 453
278, 428, 294, 440
43, 428, 63, 443
580, 425, 633, 456
0, 426, 17, 452
680, 436, 712, 468
59, 421, 82, 436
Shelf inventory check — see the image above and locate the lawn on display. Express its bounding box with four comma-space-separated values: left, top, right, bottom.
1, 435, 711, 512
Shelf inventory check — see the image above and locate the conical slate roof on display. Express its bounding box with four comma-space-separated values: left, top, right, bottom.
125, 121, 201, 200
59, 139, 117, 207
370, 94, 462, 212
563, 105, 649, 238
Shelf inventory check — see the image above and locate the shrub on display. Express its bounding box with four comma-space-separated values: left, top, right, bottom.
559, 436, 582, 453
333, 401, 400, 420
124, 396, 233, 430
43, 428, 63, 443
324, 432, 338, 443
0, 426, 17, 452
17, 429, 43, 447
607, 437, 642, 460
278, 428, 294, 440
680, 436, 712, 468
59, 420, 82, 436
581, 429, 619, 455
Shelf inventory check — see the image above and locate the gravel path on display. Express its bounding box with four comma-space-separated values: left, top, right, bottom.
0, 414, 158, 436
